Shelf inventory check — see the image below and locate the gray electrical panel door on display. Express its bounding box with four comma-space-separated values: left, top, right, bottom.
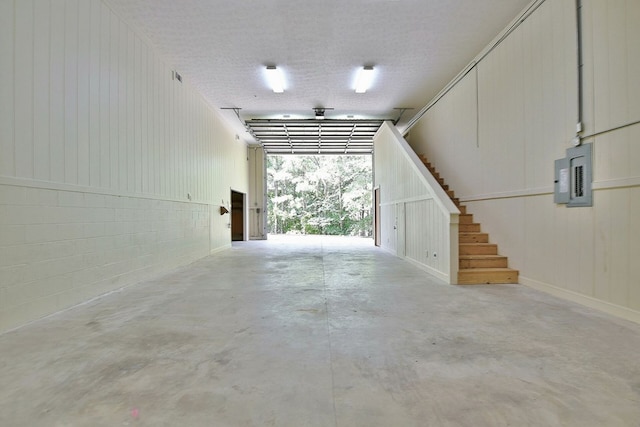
566, 144, 592, 207
554, 143, 592, 207
554, 157, 570, 204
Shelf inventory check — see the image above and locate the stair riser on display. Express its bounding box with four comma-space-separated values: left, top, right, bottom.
459, 214, 473, 224
460, 258, 508, 268
459, 234, 489, 243
458, 271, 519, 285
459, 244, 497, 255
459, 223, 481, 232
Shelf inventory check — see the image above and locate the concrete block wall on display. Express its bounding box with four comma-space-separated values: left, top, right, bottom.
0, 183, 210, 331
0, 0, 249, 332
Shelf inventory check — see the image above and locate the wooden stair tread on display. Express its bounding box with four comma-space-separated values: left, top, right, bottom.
459, 214, 473, 223
459, 255, 507, 259
459, 223, 481, 232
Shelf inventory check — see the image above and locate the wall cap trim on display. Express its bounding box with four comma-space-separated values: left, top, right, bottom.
0, 175, 211, 206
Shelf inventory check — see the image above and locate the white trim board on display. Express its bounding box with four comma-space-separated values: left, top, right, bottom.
460, 177, 640, 203
521, 276, 640, 325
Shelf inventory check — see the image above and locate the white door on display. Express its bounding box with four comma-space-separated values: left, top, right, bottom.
396, 202, 405, 257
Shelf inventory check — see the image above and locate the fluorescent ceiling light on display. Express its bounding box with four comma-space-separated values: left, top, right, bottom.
265, 66, 285, 93
355, 66, 375, 93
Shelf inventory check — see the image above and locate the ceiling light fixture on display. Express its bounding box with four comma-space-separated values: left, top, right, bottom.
265, 65, 285, 93
355, 66, 375, 93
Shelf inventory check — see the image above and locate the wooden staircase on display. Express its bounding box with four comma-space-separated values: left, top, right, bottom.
418, 154, 519, 285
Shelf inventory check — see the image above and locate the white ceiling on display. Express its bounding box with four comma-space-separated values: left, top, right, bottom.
105, 0, 532, 143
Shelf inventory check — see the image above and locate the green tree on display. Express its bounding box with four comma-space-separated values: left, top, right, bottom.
267, 155, 372, 236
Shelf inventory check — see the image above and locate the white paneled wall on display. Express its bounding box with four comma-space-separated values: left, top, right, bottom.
248, 146, 267, 240
0, 0, 249, 332
374, 123, 458, 283
407, 0, 640, 322
404, 199, 448, 275
585, 0, 640, 135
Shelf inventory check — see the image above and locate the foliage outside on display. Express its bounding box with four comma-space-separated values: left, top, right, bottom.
267, 155, 373, 236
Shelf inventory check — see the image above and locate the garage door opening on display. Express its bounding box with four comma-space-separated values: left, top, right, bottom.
267, 155, 373, 237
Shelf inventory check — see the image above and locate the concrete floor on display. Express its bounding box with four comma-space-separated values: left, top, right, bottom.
1, 236, 640, 427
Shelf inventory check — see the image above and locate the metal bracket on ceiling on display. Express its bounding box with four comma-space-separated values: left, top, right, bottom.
393, 108, 414, 125
313, 107, 334, 120
221, 107, 259, 141
221, 107, 243, 122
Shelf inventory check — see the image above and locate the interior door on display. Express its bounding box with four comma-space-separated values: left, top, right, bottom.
374, 188, 381, 246
231, 190, 244, 241
396, 202, 405, 257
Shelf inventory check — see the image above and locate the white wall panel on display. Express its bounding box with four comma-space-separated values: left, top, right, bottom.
406, 0, 640, 321
77, 0, 91, 188
89, 0, 102, 188
64, 0, 79, 185
405, 199, 448, 274
14, 0, 34, 179
248, 146, 267, 240
0, 0, 249, 332
51, 0, 66, 183
588, 0, 640, 133
109, 8, 119, 189
34, 0, 51, 181
0, 0, 15, 177
408, 71, 479, 198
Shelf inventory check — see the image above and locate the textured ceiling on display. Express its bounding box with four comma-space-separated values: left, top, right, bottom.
105, 0, 531, 143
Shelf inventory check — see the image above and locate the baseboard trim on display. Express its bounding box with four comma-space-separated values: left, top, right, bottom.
404, 255, 451, 284
376, 244, 451, 284
520, 276, 640, 325
210, 243, 232, 255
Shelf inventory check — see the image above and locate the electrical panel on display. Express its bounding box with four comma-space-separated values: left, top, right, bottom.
554, 143, 592, 207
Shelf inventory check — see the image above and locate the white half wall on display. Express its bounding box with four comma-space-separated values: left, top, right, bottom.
374, 122, 459, 284
406, 0, 640, 323
0, 0, 249, 332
